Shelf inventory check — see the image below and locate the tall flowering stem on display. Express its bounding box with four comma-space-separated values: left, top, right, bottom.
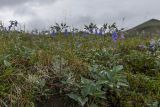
112, 32, 118, 43
64, 29, 68, 36
112, 31, 118, 48
95, 28, 98, 35
51, 30, 56, 37
99, 28, 103, 36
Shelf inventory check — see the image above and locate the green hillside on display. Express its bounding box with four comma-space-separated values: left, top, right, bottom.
128, 19, 160, 34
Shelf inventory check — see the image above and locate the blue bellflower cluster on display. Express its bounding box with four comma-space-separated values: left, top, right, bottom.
95, 29, 98, 35
83, 31, 88, 36
64, 29, 68, 36
99, 28, 103, 36
112, 31, 118, 42
89, 28, 93, 34
51, 30, 56, 36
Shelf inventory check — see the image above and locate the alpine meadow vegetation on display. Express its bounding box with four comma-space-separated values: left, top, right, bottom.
0, 21, 160, 107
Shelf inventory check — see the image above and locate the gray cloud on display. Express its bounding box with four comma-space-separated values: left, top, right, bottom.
0, 0, 160, 31
0, 0, 28, 7
14, 6, 36, 16
0, 0, 57, 7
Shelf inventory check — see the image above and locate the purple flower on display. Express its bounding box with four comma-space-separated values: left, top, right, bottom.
64, 29, 68, 36
83, 31, 88, 36
112, 32, 118, 42
89, 28, 93, 34
51, 30, 56, 36
99, 28, 103, 36
95, 29, 98, 35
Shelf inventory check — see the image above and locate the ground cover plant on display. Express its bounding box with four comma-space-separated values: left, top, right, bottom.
0, 22, 160, 107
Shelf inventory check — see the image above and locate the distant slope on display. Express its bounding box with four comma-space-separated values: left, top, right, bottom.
127, 19, 160, 34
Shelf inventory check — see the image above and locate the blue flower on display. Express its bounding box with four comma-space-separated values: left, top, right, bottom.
99, 28, 103, 36
83, 31, 88, 36
112, 31, 118, 42
95, 29, 98, 35
64, 29, 68, 36
89, 28, 93, 34
51, 30, 56, 36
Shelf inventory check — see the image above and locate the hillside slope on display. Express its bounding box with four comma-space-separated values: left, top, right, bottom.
127, 19, 160, 34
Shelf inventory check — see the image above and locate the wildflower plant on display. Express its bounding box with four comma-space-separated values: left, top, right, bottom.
8, 20, 18, 31
64, 28, 68, 36
95, 28, 98, 35
108, 23, 119, 35
84, 22, 97, 34
112, 31, 118, 43
99, 28, 103, 36
72, 28, 78, 36
51, 23, 69, 34
51, 30, 56, 36
102, 23, 108, 34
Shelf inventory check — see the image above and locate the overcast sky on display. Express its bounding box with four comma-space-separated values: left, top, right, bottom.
0, 0, 160, 31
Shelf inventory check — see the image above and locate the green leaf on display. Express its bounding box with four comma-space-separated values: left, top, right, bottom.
105, 72, 112, 81
91, 91, 106, 99
81, 77, 93, 84
113, 65, 123, 72
96, 80, 109, 85
117, 82, 128, 87
67, 93, 88, 107
81, 83, 97, 97
81, 85, 91, 97
4, 60, 11, 67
